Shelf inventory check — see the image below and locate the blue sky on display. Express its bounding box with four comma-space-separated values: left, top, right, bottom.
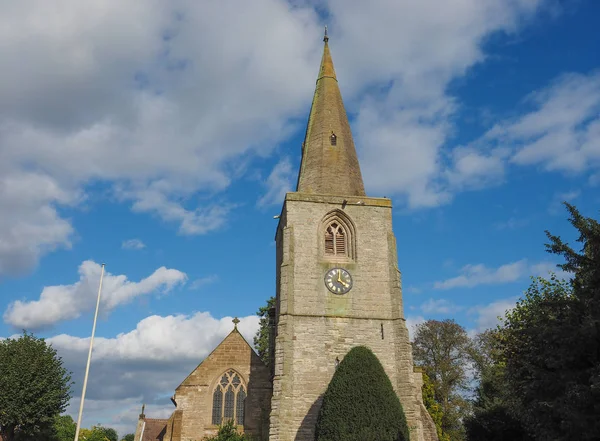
0, 0, 599, 435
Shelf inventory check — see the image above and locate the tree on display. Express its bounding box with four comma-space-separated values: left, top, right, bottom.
464, 330, 532, 441
202, 420, 251, 441
51, 415, 77, 441
412, 319, 471, 440
120, 434, 134, 441
0, 332, 72, 441
91, 426, 118, 441
253, 296, 275, 365
422, 372, 449, 441
500, 203, 600, 440
315, 346, 409, 441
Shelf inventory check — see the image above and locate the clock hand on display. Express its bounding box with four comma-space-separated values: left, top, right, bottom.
337, 270, 342, 283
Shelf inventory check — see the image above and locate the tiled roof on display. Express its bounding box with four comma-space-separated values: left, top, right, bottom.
142, 418, 168, 441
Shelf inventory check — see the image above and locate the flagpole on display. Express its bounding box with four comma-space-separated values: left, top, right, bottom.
74, 263, 105, 441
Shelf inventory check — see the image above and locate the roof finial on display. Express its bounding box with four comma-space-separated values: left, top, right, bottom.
323, 25, 329, 43
232, 317, 240, 330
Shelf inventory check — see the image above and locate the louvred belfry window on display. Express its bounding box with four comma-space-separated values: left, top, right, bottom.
211, 370, 247, 426
325, 222, 347, 256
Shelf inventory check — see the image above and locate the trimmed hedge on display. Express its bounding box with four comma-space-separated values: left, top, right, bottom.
315, 346, 410, 441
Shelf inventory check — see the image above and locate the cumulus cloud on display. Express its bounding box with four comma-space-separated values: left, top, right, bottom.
50, 312, 260, 434
434, 259, 570, 289
3, 261, 187, 329
405, 315, 426, 341
121, 239, 146, 250
257, 158, 295, 207
0, 0, 558, 276
471, 297, 519, 331
478, 71, 600, 175
420, 298, 462, 315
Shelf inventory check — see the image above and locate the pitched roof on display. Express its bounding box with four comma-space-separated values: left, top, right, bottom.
176, 327, 264, 390
295, 29, 366, 197
141, 418, 167, 441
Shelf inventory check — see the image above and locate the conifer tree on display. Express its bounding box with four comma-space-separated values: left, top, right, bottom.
315, 346, 409, 441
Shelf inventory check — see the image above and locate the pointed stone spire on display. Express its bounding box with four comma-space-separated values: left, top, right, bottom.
295, 29, 366, 196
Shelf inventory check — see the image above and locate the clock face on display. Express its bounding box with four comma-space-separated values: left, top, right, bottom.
324, 267, 353, 294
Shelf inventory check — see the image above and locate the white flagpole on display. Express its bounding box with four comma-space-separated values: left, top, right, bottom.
74, 263, 105, 441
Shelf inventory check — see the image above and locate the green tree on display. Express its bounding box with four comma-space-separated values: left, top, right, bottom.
51, 415, 77, 441
500, 203, 600, 440
421, 372, 449, 441
315, 346, 409, 441
412, 319, 471, 440
202, 420, 251, 440
464, 330, 532, 441
0, 332, 72, 441
92, 426, 118, 441
253, 296, 275, 365
120, 434, 134, 441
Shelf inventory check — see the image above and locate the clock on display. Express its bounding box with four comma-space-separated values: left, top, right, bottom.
324, 268, 353, 294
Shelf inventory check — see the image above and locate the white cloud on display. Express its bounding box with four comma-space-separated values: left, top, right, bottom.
3, 261, 187, 329
48, 312, 260, 435
434, 259, 570, 289
257, 158, 295, 207
481, 72, 600, 174
420, 298, 462, 315
406, 315, 426, 341
121, 239, 146, 250
189, 275, 219, 290
471, 297, 518, 331
0, 0, 561, 276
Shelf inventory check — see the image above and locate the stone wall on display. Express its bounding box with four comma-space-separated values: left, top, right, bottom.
173, 330, 272, 441
270, 192, 437, 441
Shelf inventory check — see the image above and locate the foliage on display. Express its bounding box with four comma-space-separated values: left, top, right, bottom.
315, 346, 409, 441
0, 332, 72, 441
421, 372, 449, 441
51, 415, 76, 441
120, 434, 134, 441
464, 330, 532, 441
499, 203, 600, 440
202, 420, 252, 441
253, 296, 275, 365
90, 426, 118, 441
412, 319, 471, 440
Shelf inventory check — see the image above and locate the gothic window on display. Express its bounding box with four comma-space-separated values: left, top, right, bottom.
212, 388, 223, 425
325, 222, 346, 256
330, 132, 337, 146
211, 370, 247, 427
322, 210, 356, 261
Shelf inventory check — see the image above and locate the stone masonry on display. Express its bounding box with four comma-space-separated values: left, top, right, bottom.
270, 193, 438, 441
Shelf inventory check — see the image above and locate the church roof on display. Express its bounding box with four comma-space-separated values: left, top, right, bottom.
141, 418, 167, 441
295, 28, 366, 197
175, 324, 264, 391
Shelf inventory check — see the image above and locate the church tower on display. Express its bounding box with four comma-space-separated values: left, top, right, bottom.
269, 30, 438, 441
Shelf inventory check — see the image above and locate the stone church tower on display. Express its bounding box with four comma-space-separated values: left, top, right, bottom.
269, 30, 438, 441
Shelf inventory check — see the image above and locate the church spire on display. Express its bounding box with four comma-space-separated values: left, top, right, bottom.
295, 29, 366, 196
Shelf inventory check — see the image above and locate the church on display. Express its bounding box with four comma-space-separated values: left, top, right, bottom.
133, 30, 439, 441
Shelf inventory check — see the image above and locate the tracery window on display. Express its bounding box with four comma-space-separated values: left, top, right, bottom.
321, 210, 356, 261
211, 370, 246, 426
325, 222, 347, 256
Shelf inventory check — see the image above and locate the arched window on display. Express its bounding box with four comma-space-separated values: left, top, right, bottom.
325, 222, 346, 256
211, 370, 247, 426
322, 210, 356, 260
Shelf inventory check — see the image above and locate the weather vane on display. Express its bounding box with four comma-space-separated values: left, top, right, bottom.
324, 25, 329, 42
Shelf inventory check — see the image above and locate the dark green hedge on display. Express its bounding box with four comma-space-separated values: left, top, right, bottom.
315, 346, 410, 441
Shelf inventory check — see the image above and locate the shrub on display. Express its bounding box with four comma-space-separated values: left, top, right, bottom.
315, 346, 410, 441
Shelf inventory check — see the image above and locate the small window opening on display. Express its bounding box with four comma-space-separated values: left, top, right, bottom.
330, 132, 337, 146
325, 222, 346, 256
381, 323, 384, 340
